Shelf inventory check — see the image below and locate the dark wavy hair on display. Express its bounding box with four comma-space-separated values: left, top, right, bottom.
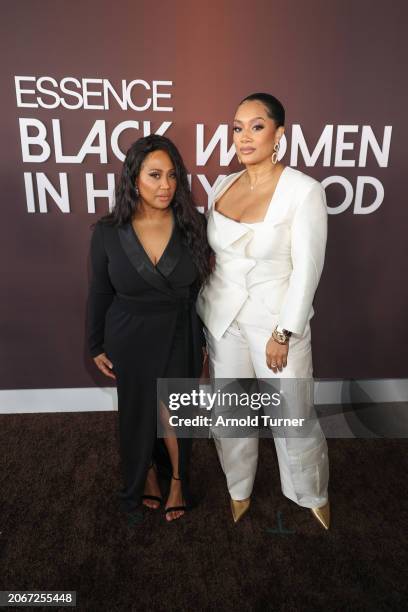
239, 92, 285, 127
100, 134, 211, 285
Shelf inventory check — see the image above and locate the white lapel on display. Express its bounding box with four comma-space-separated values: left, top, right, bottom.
209, 167, 296, 249
263, 166, 296, 224
210, 209, 253, 249
208, 170, 251, 249
212, 170, 246, 205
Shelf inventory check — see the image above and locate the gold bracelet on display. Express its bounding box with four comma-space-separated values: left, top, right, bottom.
272, 326, 290, 345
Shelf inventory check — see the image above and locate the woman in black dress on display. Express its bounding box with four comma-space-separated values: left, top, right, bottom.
88, 135, 210, 521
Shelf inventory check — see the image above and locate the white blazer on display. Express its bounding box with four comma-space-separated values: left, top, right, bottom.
196, 166, 328, 341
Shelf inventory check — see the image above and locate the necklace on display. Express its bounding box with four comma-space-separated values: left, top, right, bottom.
247, 167, 278, 191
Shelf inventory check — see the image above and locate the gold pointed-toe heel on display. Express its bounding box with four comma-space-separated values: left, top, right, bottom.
230, 497, 251, 523
310, 500, 330, 530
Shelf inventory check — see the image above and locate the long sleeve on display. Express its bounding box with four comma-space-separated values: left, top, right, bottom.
88, 222, 115, 357
277, 182, 328, 335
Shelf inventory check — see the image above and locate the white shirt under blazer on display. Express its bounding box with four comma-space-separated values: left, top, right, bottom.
196, 166, 328, 340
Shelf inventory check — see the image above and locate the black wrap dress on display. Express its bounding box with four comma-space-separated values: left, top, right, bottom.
88, 213, 205, 513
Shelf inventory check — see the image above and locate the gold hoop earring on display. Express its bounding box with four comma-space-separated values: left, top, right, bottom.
271, 141, 280, 165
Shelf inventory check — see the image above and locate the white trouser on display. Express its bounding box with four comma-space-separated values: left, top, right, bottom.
204, 320, 329, 508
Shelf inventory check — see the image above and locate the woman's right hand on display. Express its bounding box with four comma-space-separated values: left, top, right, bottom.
93, 352, 116, 379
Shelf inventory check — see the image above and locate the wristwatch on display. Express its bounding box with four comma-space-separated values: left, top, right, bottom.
272, 325, 292, 345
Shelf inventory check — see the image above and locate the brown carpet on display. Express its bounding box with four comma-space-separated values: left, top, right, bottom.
0, 412, 406, 612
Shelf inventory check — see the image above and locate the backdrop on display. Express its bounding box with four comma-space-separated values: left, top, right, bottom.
1, 0, 407, 394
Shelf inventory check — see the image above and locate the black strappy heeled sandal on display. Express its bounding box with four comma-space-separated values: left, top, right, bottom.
164, 475, 188, 520
142, 463, 163, 509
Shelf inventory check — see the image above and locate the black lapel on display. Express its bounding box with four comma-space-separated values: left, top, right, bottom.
156, 221, 183, 279
118, 222, 176, 297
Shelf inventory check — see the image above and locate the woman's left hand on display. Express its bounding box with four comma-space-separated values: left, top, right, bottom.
265, 337, 289, 373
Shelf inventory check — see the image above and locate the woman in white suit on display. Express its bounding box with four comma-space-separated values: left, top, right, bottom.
197, 93, 330, 528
